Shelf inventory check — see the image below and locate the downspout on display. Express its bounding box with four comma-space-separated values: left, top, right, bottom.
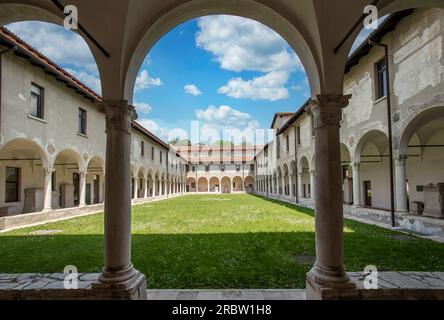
369, 40, 396, 227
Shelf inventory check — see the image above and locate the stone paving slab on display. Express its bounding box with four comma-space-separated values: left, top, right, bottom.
147, 289, 306, 300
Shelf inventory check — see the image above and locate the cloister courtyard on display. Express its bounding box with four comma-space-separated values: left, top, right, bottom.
1, 195, 442, 289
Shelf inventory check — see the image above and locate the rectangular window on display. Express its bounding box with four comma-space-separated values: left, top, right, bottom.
31, 83, 44, 119
205, 166, 210, 172
250, 164, 255, 171
276, 136, 281, 159
221, 165, 225, 172
375, 58, 387, 100
5, 167, 20, 203
296, 126, 301, 146
151, 147, 155, 160
78, 108, 87, 135
236, 164, 241, 172
160, 151, 163, 163
286, 135, 290, 152
141, 141, 145, 157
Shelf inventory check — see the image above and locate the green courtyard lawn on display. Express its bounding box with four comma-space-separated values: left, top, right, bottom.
0, 194, 443, 289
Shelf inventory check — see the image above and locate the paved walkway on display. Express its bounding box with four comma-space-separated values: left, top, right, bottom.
147, 289, 307, 300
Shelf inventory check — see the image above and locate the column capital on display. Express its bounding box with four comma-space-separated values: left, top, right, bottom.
100, 100, 138, 135
310, 94, 352, 129
352, 162, 360, 169
43, 166, 55, 176
396, 155, 408, 165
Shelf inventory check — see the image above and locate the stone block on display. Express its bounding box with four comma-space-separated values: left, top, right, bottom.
423, 183, 444, 219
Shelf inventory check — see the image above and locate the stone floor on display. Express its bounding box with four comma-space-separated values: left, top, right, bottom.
1, 272, 444, 300
147, 289, 307, 300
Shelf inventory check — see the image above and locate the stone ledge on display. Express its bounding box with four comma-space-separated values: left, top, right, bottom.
0, 273, 147, 300
307, 272, 444, 300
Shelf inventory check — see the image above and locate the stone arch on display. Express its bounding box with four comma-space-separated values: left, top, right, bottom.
197, 177, 209, 192
354, 130, 389, 163
0, 3, 104, 94
398, 106, 444, 156
232, 176, 243, 192
209, 177, 220, 193
221, 177, 232, 194
124, 0, 321, 101
283, 163, 290, 196
186, 177, 197, 193
86, 156, 105, 204
244, 176, 254, 193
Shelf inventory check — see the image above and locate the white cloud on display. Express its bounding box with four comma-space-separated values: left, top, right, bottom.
196, 15, 302, 73
135, 70, 163, 92
184, 84, 203, 96
134, 102, 152, 115
7, 21, 102, 94
195, 105, 261, 144
136, 119, 169, 140
218, 71, 290, 101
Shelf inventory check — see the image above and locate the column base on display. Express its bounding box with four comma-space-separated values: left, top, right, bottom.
306, 265, 356, 300
92, 265, 147, 300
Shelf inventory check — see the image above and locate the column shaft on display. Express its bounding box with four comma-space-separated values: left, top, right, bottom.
352, 163, 361, 206
395, 156, 408, 212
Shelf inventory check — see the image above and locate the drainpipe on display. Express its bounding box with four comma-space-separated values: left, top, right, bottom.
369, 40, 396, 228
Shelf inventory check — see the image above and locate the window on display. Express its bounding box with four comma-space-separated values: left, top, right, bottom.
5, 167, 20, 203
236, 165, 241, 172
276, 136, 281, 159
296, 126, 301, 146
205, 166, 210, 172
78, 108, 87, 135
221, 165, 225, 172
375, 58, 388, 100
250, 164, 255, 171
192, 166, 196, 172
141, 141, 145, 157
160, 151, 163, 163
151, 147, 155, 160
31, 83, 44, 119
286, 135, 290, 152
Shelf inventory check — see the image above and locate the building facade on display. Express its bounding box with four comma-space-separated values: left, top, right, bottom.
174, 145, 258, 194
0, 27, 187, 217
255, 8, 444, 231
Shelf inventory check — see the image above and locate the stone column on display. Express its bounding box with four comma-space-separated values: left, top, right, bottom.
93, 100, 145, 295
43, 167, 54, 212
134, 178, 139, 200
290, 174, 295, 199
352, 163, 361, 207
395, 155, 408, 212
298, 173, 303, 198
306, 94, 355, 298
79, 171, 87, 207
310, 170, 316, 201
143, 178, 148, 198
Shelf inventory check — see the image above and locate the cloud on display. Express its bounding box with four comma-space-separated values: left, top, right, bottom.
135, 70, 163, 92
196, 15, 302, 73
184, 84, 203, 96
7, 21, 102, 94
136, 119, 169, 140
195, 105, 261, 144
134, 102, 152, 115
218, 71, 290, 101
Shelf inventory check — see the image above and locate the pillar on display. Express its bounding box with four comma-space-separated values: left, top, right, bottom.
297, 173, 303, 198
93, 100, 146, 295
352, 163, 361, 207
290, 174, 296, 198
143, 178, 148, 198
395, 155, 408, 212
133, 178, 139, 200
79, 171, 87, 207
43, 167, 54, 212
306, 94, 355, 298
310, 170, 316, 201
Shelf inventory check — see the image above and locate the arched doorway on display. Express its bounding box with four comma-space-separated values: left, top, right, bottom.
209, 177, 220, 193
0, 138, 48, 215
186, 177, 197, 193
232, 176, 243, 193
244, 176, 254, 193
341, 144, 353, 205
198, 177, 209, 193
86, 156, 105, 205
221, 177, 231, 194
53, 149, 84, 209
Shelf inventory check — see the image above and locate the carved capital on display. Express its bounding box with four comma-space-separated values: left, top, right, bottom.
43, 166, 55, 176
310, 94, 352, 129
100, 100, 138, 134
396, 155, 408, 165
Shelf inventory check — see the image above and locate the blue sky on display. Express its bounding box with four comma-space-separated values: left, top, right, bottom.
7, 16, 369, 145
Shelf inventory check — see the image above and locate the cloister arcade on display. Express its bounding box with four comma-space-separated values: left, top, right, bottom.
0, 0, 443, 301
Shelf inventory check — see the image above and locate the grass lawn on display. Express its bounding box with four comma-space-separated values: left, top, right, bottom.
0, 194, 443, 289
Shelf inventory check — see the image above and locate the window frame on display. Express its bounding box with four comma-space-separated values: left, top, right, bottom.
78, 107, 87, 135
375, 58, 388, 100
31, 82, 44, 120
